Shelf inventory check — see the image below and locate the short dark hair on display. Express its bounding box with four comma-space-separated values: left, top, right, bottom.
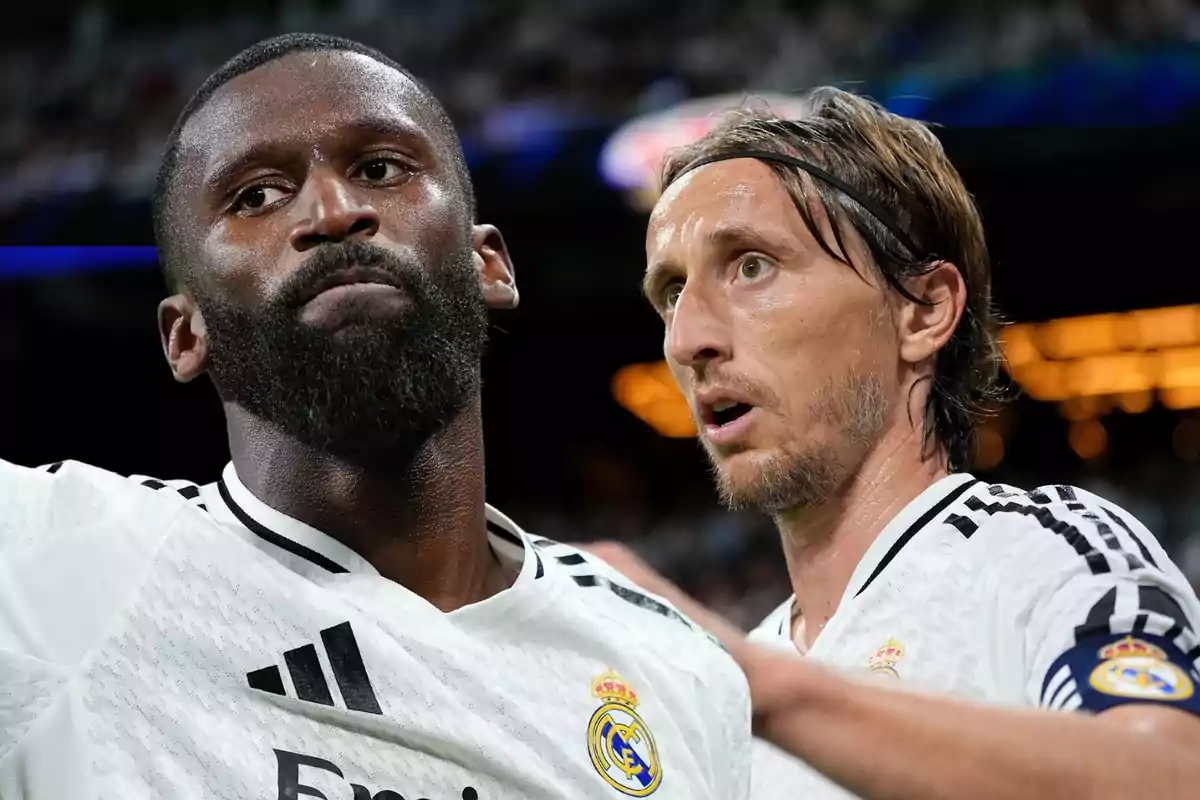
153, 32, 475, 291
661, 87, 1005, 471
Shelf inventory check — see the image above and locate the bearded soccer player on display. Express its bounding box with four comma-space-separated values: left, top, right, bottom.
0, 34, 751, 800
590, 88, 1200, 799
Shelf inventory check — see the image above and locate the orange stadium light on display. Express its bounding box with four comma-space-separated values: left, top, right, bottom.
1035, 313, 1124, 360
611, 361, 696, 438
1068, 419, 1108, 461
615, 304, 1200, 438
1002, 303, 1200, 411
1127, 305, 1200, 350
1160, 385, 1200, 410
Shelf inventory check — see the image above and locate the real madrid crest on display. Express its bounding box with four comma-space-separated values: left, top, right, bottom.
868, 638, 905, 679
1089, 636, 1194, 701
587, 669, 663, 796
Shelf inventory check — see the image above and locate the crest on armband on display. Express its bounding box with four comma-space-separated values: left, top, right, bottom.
1088, 636, 1194, 701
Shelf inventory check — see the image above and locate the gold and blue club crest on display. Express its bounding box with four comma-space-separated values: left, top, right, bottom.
1089, 636, 1194, 701
587, 670, 662, 796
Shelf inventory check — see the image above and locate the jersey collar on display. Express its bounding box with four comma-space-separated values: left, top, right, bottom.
755, 473, 981, 648
840, 472, 979, 603
210, 462, 542, 582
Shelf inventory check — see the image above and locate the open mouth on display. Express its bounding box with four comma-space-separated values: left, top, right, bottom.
704, 399, 755, 428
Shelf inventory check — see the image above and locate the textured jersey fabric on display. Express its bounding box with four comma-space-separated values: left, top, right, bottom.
745, 474, 1200, 799
0, 459, 751, 800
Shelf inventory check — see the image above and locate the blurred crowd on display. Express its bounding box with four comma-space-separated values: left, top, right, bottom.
511, 452, 1200, 629
3, 0, 1198, 209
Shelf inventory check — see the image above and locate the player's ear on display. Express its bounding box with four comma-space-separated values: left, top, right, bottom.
896, 261, 966, 366
158, 294, 209, 383
472, 224, 518, 310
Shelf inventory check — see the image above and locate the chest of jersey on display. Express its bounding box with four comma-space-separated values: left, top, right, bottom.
806, 527, 1023, 706
70, 520, 713, 800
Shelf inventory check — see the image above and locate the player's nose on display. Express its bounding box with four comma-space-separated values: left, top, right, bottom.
289, 169, 381, 252
665, 284, 730, 370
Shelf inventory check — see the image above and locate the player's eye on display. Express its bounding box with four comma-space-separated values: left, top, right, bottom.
353, 157, 412, 186
232, 184, 289, 215
661, 280, 684, 312
736, 254, 773, 282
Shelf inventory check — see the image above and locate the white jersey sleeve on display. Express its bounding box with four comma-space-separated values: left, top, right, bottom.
0, 459, 76, 766
0, 459, 194, 794
974, 484, 1200, 717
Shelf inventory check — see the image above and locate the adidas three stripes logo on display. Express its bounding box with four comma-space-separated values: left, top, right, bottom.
247, 621, 382, 715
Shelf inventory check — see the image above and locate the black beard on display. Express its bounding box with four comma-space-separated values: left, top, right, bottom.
196, 240, 488, 464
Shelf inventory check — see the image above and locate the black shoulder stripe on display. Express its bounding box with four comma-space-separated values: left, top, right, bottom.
1016, 490, 1150, 573
1075, 585, 1118, 641
1139, 586, 1191, 633
44, 461, 64, 474
137, 478, 207, 506
1073, 585, 1195, 650
534, 551, 544, 579
571, 574, 690, 629
1100, 507, 1159, 570
963, 495, 1113, 575
945, 513, 979, 537
529, 538, 555, 550
555, 552, 587, 566
1073, 505, 1144, 572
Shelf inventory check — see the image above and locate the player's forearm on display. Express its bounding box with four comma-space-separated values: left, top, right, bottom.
636, 570, 752, 649
742, 648, 1200, 800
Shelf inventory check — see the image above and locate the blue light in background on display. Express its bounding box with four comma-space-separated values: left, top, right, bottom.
0, 247, 159, 279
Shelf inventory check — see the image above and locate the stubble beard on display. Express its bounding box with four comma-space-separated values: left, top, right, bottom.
706, 370, 891, 515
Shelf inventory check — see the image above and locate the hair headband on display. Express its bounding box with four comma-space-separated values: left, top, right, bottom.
677, 149, 925, 261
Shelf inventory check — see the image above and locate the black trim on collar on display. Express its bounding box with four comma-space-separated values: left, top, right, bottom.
217, 479, 349, 574
486, 520, 522, 547
854, 479, 980, 598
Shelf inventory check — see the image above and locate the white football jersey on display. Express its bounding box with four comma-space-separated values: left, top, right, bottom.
0, 458, 751, 800
746, 473, 1200, 799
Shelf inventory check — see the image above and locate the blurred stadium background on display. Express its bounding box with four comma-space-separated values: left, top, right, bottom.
3, 0, 1200, 628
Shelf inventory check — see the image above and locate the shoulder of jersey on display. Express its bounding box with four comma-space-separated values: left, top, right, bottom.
948, 479, 1173, 578
0, 458, 209, 553
525, 534, 731, 655
950, 480, 1137, 539
34, 458, 209, 508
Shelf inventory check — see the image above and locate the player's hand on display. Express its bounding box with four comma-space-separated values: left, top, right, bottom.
581, 540, 755, 662
578, 541, 677, 598
581, 541, 824, 735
